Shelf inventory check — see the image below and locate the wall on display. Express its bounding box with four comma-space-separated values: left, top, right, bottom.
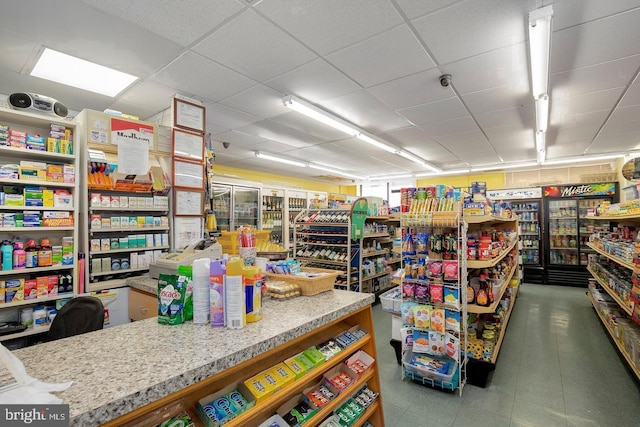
417, 173, 505, 190
504, 163, 617, 189
213, 164, 354, 194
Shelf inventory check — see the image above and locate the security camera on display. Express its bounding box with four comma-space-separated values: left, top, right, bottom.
222, 142, 230, 149
439, 74, 452, 88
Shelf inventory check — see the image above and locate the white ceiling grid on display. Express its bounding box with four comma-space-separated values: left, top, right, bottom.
0, 0, 637, 183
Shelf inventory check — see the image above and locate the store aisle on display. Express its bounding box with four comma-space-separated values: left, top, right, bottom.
373, 283, 640, 427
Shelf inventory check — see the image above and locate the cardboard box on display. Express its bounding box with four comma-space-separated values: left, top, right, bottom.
92, 258, 102, 274
197, 382, 255, 427
47, 276, 58, 297
268, 363, 296, 389
243, 373, 274, 405
5, 279, 24, 303
24, 279, 37, 300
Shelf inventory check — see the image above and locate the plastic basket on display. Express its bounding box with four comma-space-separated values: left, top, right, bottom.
264, 267, 340, 296
217, 231, 238, 255
402, 349, 457, 385
379, 287, 402, 314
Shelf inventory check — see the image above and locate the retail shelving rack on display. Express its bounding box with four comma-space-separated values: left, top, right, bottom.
360, 216, 394, 295
400, 204, 468, 395
464, 214, 521, 386
0, 107, 79, 341
584, 212, 640, 380
293, 208, 363, 292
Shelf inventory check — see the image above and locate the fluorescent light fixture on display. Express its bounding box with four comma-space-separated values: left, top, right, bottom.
283, 95, 359, 137
395, 151, 442, 173
535, 131, 546, 152
356, 134, 398, 154
470, 162, 538, 173
415, 168, 470, 178
537, 149, 546, 164
535, 95, 549, 132
368, 173, 414, 181
31, 48, 138, 97
528, 5, 554, 99
543, 153, 625, 166
309, 163, 364, 180
255, 151, 307, 167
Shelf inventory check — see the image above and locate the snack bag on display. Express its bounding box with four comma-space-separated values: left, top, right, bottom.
430, 284, 443, 303
412, 329, 430, 353
158, 274, 187, 325
445, 331, 460, 361
401, 301, 418, 326
443, 260, 458, 280
415, 282, 430, 303
430, 308, 445, 333
412, 305, 431, 330
426, 331, 445, 356
444, 286, 460, 310
402, 281, 415, 299
445, 309, 460, 332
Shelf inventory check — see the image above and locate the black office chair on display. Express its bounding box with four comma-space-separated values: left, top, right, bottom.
46, 296, 105, 342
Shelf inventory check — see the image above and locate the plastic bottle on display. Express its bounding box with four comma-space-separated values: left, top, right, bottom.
38, 239, 52, 267
1, 240, 13, 271
13, 241, 26, 269
210, 259, 226, 327
192, 258, 211, 326
243, 265, 262, 323
225, 258, 245, 329
25, 239, 38, 268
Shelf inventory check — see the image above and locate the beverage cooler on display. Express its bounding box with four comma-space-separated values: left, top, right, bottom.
487, 187, 545, 284
211, 182, 261, 231
543, 183, 617, 286
262, 188, 284, 244
286, 190, 308, 252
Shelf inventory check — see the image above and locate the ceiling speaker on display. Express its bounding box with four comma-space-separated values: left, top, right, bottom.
8, 92, 68, 118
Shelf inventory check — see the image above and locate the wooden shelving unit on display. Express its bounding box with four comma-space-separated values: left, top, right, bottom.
467, 238, 518, 269
586, 242, 635, 270
586, 266, 633, 316
102, 304, 384, 427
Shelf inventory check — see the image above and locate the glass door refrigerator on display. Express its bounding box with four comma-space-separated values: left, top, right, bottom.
286, 190, 308, 253
211, 184, 232, 232
262, 187, 285, 244
233, 186, 261, 230
211, 182, 261, 231
543, 183, 617, 286
487, 187, 544, 284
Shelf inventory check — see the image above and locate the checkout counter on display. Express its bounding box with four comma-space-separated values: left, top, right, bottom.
11, 290, 380, 426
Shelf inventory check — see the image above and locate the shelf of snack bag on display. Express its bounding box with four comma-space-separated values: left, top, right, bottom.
398, 185, 467, 395
593, 199, 640, 221
587, 283, 640, 381
586, 264, 634, 316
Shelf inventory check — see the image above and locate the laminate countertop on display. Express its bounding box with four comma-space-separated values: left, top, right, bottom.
12, 289, 375, 426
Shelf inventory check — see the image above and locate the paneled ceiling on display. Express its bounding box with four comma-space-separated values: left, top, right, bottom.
1, 0, 639, 183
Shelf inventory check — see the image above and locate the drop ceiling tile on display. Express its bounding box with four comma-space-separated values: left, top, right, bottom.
235, 119, 324, 147
490, 132, 535, 150
0, 30, 39, 73
590, 133, 640, 152
435, 130, 491, 151
550, 0, 640, 31
106, 101, 159, 121
367, 68, 455, 110
266, 59, 361, 102
497, 148, 537, 163
203, 102, 263, 129
419, 116, 479, 138
474, 104, 535, 129
326, 25, 435, 88
548, 122, 600, 144
461, 81, 531, 113
194, 10, 316, 82
550, 88, 622, 117
256, 0, 403, 55
116, 81, 176, 111
394, 0, 463, 19
411, 0, 534, 64
249, 140, 301, 154
379, 127, 449, 155
0, 0, 183, 77
221, 84, 288, 119
551, 56, 640, 99
549, 109, 610, 129
545, 140, 595, 159
443, 42, 530, 94
151, 52, 256, 102
269, 111, 352, 141
398, 98, 467, 126
212, 130, 270, 148
551, 8, 640, 74
607, 105, 640, 124
620, 83, 640, 107
79, 0, 244, 46
206, 124, 230, 136
484, 126, 533, 143
319, 90, 412, 133
599, 120, 640, 136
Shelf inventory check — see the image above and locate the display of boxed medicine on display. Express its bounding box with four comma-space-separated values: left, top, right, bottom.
53, 190, 72, 208
46, 164, 63, 182
5, 279, 24, 303
5, 194, 24, 206
43, 189, 54, 207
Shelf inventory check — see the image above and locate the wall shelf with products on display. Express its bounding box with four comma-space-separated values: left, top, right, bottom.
464, 214, 520, 387
361, 217, 393, 295
0, 107, 79, 341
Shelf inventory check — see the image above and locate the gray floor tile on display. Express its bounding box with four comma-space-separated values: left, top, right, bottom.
373, 284, 640, 426
510, 400, 567, 427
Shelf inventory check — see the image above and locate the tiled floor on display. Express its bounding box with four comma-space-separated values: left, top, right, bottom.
373, 283, 640, 427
